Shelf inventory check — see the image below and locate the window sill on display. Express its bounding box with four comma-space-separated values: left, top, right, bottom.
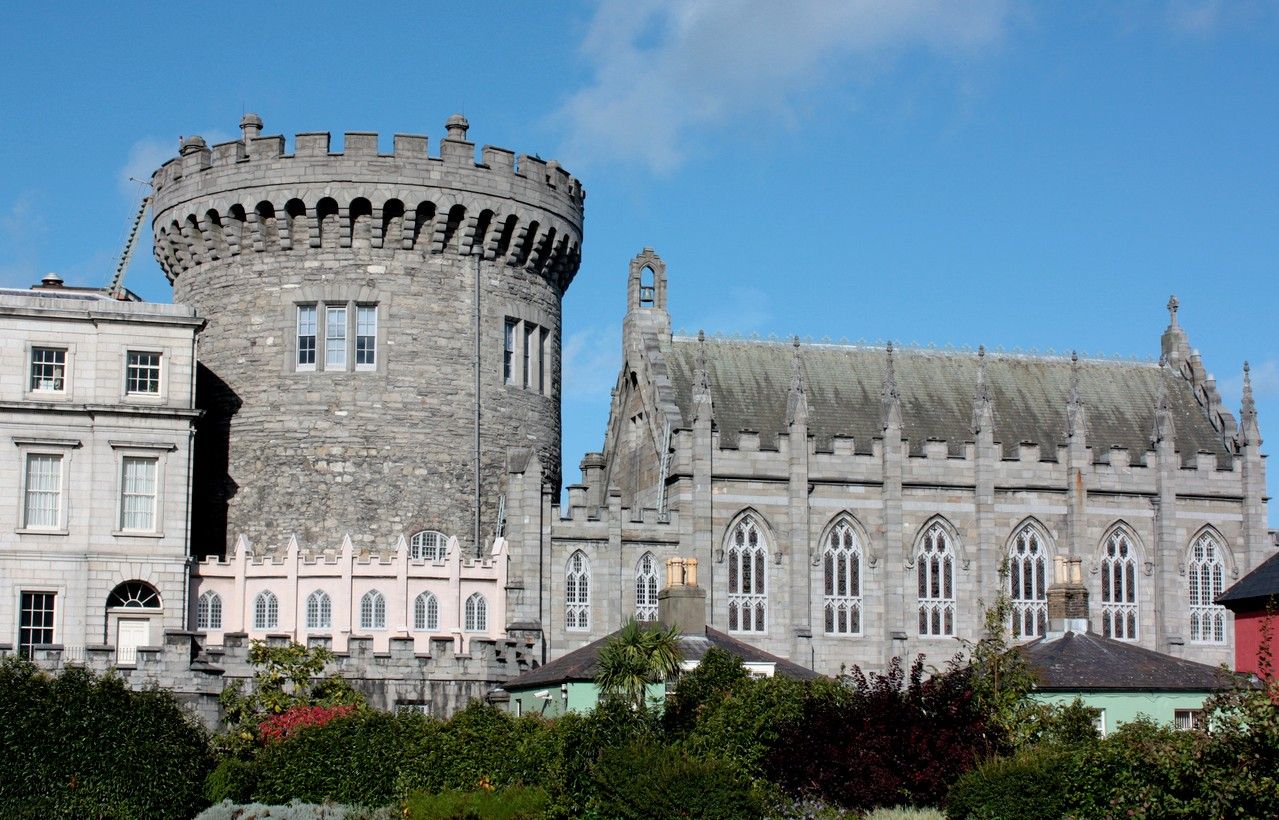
15, 527, 69, 536
112, 530, 165, 539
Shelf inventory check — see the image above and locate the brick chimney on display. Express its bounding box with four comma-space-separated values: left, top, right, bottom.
1045, 555, 1089, 637
658, 557, 706, 637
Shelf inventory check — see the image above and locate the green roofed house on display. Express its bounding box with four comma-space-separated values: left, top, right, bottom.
502, 557, 820, 717
1021, 556, 1240, 734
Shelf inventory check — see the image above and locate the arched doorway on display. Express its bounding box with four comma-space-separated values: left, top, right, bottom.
106, 581, 161, 665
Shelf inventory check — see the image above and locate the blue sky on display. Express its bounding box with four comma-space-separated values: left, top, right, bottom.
1, 1, 1276, 523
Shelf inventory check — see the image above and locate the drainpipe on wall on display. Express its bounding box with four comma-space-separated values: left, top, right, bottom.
474, 253, 482, 558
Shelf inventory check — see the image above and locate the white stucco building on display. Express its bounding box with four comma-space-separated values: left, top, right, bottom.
0, 275, 202, 663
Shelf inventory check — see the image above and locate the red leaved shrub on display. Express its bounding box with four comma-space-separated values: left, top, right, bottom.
258, 704, 356, 744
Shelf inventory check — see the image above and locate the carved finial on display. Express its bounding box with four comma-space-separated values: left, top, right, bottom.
1067, 351, 1087, 439
1167, 294, 1179, 326
881, 341, 902, 430
972, 345, 993, 434
786, 336, 807, 426
1152, 361, 1175, 445
1241, 360, 1261, 448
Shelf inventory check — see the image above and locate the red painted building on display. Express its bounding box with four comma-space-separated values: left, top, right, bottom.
1217, 548, 1279, 678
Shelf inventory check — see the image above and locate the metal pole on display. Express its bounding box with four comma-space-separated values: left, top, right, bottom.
474, 253, 482, 558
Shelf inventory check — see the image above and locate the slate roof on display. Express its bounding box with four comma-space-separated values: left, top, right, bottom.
665, 338, 1231, 464
1216, 551, 1279, 609
504, 625, 821, 690
1019, 631, 1237, 691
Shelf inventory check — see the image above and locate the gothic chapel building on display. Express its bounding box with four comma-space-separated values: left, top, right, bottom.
521, 249, 1271, 673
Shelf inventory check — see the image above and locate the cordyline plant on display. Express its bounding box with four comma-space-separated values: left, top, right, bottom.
595, 618, 682, 711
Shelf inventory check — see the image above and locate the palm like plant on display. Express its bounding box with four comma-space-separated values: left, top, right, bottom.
595, 618, 683, 710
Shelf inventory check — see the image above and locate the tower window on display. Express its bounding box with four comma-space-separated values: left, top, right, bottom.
524, 323, 536, 388
356, 305, 377, 368
325, 306, 347, 368
296, 305, 317, 369
503, 319, 517, 384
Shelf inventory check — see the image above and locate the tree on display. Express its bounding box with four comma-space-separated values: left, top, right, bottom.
594, 619, 682, 710
218, 639, 364, 753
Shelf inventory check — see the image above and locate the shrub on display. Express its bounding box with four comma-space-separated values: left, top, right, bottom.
663, 646, 751, 738
684, 672, 809, 775
588, 741, 761, 820
253, 709, 430, 807
259, 704, 358, 743
405, 786, 550, 819
763, 656, 993, 812
0, 657, 213, 819
205, 756, 259, 804
195, 799, 399, 819
945, 744, 1072, 819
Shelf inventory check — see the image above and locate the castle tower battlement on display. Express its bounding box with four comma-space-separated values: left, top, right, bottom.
150, 115, 583, 559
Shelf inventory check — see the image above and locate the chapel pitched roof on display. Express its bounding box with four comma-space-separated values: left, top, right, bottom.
1019, 630, 1238, 691
1216, 551, 1279, 609
664, 338, 1232, 463
504, 625, 821, 690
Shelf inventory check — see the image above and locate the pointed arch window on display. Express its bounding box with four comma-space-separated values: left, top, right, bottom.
823, 518, 862, 635
360, 590, 386, 630
1009, 525, 1048, 639
727, 515, 768, 633
635, 553, 659, 622
196, 591, 222, 630
1188, 532, 1227, 644
917, 523, 956, 637
305, 590, 332, 630
565, 550, 590, 631
253, 591, 279, 630
1101, 529, 1138, 640
414, 591, 440, 632
410, 530, 447, 561
464, 593, 488, 632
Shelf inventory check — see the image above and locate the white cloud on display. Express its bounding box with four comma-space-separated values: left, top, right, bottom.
555, 0, 1015, 171
563, 324, 622, 400
0, 194, 48, 288
686, 285, 772, 336
118, 137, 173, 200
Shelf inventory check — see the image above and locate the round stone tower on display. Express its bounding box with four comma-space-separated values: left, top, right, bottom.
150, 114, 583, 555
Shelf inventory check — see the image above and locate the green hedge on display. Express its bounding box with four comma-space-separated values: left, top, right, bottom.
588, 741, 761, 820
945, 744, 1072, 819
0, 657, 213, 819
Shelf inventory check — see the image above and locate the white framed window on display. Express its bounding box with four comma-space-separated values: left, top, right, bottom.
30, 347, 66, 393
464, 593, 487, 632
325, 305, 347, 369
23, 453, 63, 530
1009, 524, 1049, 639
414, 591, 439, 631
253, 590, 279, 630
1094, 709, 1107, 737
1101, 529, 1138, 641
360, 590, 386, 630
119, 456, 158, 532
917, 522, 956, 637
410, 530, 448, 561
355, 305, 377, 369
196, 591, 222, 630
19, 591, 56, 658
296, 305, 317, 369
125, 351, 161, 394
727, 515, 768, 633
566, 550, 591, 631
1174, 709, 1205, 731
503, 319, 517, 384
635, 553, 659, 622
1188, 532, 1227, 644
823, 518, 863, 636
306, 590, 332, 630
